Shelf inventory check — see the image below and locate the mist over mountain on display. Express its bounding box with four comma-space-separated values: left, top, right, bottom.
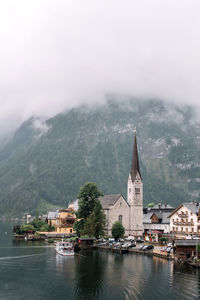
0, 98, 199, 216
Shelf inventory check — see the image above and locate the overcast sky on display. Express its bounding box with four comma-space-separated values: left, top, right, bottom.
0, 0, 200, 136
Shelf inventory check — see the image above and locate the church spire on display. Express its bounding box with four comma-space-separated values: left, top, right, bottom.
130, 132, 142, 182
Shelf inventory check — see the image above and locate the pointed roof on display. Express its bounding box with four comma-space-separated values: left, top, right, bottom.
130, 133, 142, 182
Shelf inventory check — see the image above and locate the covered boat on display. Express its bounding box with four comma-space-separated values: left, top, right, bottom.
55, 240, 74, 256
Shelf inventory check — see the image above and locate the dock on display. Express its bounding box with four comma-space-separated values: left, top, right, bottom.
96, 245, 174, 260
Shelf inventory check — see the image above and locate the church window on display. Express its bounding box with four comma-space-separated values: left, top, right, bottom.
129, 188, 131, 193
120, 202, 122, 206
135, 188, 140, 194
118, 215, 123, 223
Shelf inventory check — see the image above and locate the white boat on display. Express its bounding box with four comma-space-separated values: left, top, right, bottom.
55, 240, 75, 256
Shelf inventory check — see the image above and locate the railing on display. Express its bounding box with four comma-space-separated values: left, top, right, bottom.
177, 213, 189, 218
173, 221, 194, 226
171, 231, 196, 234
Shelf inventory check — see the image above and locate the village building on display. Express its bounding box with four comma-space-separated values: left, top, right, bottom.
47, 206, 76, 234
174, 239, 200, 260
168, 202, 200, 236
99, 133, 144, 237
143, 204, 174, 234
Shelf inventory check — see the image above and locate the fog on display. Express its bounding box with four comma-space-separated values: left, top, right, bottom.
0, 0, 200, 137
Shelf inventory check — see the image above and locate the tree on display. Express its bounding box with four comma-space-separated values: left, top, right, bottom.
77, 182, 103, 219
74, 182, 104, 236
31, 218, 46, 231
82, 200, 105, 239
20, 224, 35, 233
40, 224, 49, 232
111, 221, 125, 241
148, 202, 155, 208
160, 237, 168, 244
73, 219, 84, 237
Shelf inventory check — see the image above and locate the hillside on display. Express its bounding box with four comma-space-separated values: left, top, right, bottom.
0, 98, 199, 216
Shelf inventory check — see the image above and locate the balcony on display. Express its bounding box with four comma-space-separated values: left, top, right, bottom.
173, 221, 194, 226
177, 213, 189, 218
171, 231, 197, 235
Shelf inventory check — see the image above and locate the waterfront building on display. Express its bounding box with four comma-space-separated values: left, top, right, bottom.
143, 204, 174, 234
99, 133, 144, 237
175, 239, 200, 260
47, 208, 76, 234
168, 202, 200, 236
47, 211, 58, 227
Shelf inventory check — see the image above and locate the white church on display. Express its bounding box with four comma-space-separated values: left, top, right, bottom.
99, 133, 144, 237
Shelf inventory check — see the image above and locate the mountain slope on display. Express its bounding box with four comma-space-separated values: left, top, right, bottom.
0, 98, 199, 216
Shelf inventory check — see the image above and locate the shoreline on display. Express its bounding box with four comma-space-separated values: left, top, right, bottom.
95, 245, 174, 261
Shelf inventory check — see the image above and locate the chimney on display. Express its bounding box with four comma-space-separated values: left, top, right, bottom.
196, 202, 199, 206
158, 203, 161, 210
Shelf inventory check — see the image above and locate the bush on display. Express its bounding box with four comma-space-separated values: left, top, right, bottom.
111, 221, 125, 241
160, 237, 168, 244
48, 238, 54, 243
40, 224, 49, 232
20, 224, 35, 234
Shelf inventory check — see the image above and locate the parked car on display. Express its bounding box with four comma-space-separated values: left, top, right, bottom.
129, 242, 136, 248
114, 242, 122, 249
140, 245, 147, 250
136, 239, 144, 243
165, 246, 173, 253
144, 245, 154, 251
122, 242, 131, 248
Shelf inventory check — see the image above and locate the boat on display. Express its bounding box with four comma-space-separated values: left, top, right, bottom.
55, 240, 75, 256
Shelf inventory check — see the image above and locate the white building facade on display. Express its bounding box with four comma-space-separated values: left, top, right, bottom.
169, 202, 200, 236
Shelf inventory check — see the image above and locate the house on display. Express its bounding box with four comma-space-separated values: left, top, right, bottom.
175, 239, 200, 260
168, 202, 200, 236
143, 204, 174, 234
47, 211, 58, 227
56, 208, 76, 234
47, 208, 76, 234
99, 133, 144, 237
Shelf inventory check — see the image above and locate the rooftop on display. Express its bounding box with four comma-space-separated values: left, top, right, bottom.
99, 194, 125, 209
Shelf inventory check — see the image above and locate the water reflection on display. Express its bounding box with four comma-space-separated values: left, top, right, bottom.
74, 250, 107, 299
0, 220, 200, 300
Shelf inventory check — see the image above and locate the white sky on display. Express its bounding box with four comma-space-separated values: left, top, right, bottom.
0, 0, 200, 135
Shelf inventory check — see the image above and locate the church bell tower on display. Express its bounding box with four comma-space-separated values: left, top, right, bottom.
127, 131, 144, 237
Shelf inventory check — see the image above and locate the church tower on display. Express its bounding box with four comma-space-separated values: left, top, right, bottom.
127, 132, 144, 237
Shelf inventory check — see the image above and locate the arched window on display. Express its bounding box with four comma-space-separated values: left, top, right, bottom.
118, 215, 123, 223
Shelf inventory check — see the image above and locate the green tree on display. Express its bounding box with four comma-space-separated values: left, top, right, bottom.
74, 182, 104, 236
20, 224, 35, 233
147, 202, 155, 208
77, 182, 103, 219
73, 219, 85, 237
40, 223, 49, 232
82, 200, 105, 238
31, 218, 46, 231
160, 237, 168, 244
111, 221, 125, 241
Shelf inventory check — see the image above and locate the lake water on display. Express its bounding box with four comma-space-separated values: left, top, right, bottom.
0, 219, 200, 300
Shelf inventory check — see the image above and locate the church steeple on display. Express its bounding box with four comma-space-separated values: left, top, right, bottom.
130, 133, 142, 182
127, 130, 143, 237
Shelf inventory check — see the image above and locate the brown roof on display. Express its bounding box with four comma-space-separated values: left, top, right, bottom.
130, 134, 142, 182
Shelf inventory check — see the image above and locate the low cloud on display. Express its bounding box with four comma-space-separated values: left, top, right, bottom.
0, 0, 200, 137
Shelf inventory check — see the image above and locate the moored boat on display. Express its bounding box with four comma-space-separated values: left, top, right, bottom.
55, 240, 74, 256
